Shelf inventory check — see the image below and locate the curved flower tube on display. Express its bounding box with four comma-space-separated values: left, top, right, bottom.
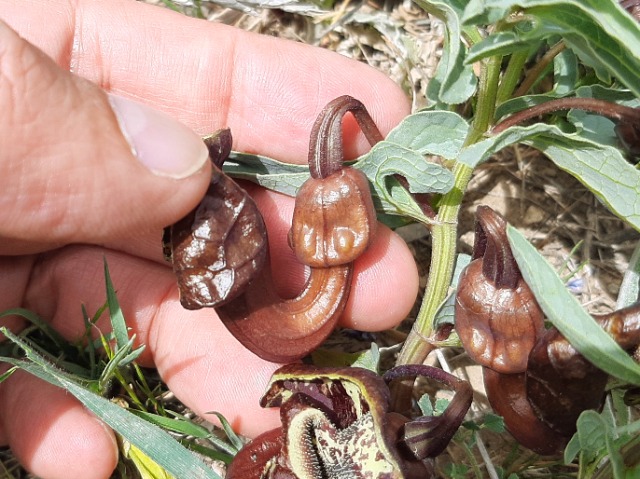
166, 97, 380, 362
456, 205, 640, 455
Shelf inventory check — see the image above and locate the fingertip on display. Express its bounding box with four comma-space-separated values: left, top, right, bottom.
149, 300, 283, 437
342, 226, 419, 331
1, 372, 118, 479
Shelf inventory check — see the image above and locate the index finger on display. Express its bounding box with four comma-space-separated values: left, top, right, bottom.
1, 0, 410, 162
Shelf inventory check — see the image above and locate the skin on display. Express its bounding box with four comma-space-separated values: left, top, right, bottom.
0, 1, 418, 478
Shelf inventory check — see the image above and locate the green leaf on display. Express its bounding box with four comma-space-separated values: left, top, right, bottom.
565, 410, 608, 465
615, 418, 640, 439
357, 142, 454, 222
457, 123, 546, 168
104, 259, 130, 351
578, 410, 609, 457
466, 20, 548, 64
144, 410, 238, 461
569, 86, 640, 151
0, 308, 69, 353
99, 335, 144, 390
130, 410, 212, 438
0, 328, 88, 386
380, 177, 434, 224
458, 124, 640, 231
527, 134, 640, 230
224, 152, 308, 197
434, 397, 450, 415
226, 136, 455, 222
605, 432, 626, 479
575, 85, 640, 106
445, 463, 470, 479
433, 253, 472, 328
0, 366, 17, 384
553, 47, 579, 95
415, 0, 477, 105
385, 110, 469, 159
462, 0, 640, 98
566, 109, 617, 147
0, 330, 221, 479
617, 241, 640, 308
482, 413, 506, 433
418, 393, 435, 416
211, 412, 244, 453
495, 92, 569, 120
565, 406, 631, 478
563, 430, 582, 464
358, 142, 455, 195
508, 226, 640, 385
351, 343, 381, 373
466, 31, 531, 63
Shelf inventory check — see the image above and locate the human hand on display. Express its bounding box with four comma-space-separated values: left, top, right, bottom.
0, 1, 418, 478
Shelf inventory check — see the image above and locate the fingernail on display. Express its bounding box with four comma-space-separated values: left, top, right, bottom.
108, 93, 209, 179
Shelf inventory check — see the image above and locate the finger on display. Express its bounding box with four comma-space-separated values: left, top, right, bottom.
23, 247, 282, 437
1, 0, 410, 164
0, 256, 35, 334
0, 370, 117, 479
0, 20, 211, 254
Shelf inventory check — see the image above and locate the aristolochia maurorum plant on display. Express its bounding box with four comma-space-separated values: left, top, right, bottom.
216, 0, 640, 476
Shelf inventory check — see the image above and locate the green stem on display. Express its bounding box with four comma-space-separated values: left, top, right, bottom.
496, 49, 530, 105
461, 440, 484, 479
396, 54, 502, 367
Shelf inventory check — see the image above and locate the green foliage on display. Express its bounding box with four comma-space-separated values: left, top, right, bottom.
0, 264, 234, 479
564, 391, 640, 478
509, 225, 640, 384
418, 393, 451, 416
414, 0, 478, 105
463, 0, 640, 96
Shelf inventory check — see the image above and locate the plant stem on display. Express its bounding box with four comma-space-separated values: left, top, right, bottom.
461, 440, 484, 479
396, 54, 502, 367
492, 96, 640, 134
514, 41, 565, 98
395, 163, 471, 365
496, 49, 530, 105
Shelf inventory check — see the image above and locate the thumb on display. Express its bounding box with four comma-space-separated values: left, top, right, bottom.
0, 20, 210, 254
